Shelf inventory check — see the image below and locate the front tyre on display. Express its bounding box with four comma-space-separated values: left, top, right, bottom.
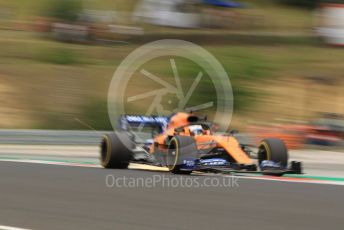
258, 138, 288, 169
100, 132, 134, 169
167, 136, 198, 174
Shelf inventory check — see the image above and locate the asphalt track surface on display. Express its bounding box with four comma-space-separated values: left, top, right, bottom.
1, 161, 344, 230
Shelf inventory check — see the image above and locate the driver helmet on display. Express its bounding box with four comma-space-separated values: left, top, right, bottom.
189, 125, 203, 136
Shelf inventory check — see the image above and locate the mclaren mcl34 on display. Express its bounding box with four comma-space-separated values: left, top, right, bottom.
100, 112, 302, 176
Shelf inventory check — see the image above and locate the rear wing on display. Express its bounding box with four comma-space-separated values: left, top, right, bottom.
118, 115, 169, 133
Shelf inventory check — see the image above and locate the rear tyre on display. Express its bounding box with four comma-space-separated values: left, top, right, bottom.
167, 136, 197, 174
258, 138, 288, 169
100, 132, 134, 169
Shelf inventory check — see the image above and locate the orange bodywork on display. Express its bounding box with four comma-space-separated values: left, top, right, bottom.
150, 112, 253, 164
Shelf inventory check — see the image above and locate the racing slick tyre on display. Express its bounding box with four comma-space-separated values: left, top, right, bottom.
258, 138, 288, 169
100, 131, 134, 169
167, 136, 198, 174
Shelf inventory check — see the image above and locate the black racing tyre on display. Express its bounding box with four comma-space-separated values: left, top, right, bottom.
258, 138, 288, 169
100, 132, 134, 169
167, 136, 198, 174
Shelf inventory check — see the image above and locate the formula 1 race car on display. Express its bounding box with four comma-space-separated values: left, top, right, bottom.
100, 112, 302, 176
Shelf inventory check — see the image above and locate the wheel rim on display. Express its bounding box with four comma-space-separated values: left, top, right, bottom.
258, 143, 268, 165
167, 139, 178, 170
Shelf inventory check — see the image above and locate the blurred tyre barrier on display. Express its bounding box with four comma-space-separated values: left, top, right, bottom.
248, 124, 308, 150
108, 25, 144, 36
249, 116, 344, 149
52, 23, 89, 42
0, 130, 110, 145
316, 3, 344, 46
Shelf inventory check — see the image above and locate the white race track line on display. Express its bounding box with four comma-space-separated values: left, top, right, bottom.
218, 173, 344, 186
0, 159, 100, 168
1, 158, 343, 186
0, 225, 32, 230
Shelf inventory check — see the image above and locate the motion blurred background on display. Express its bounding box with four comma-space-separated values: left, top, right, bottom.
0, 0, 343, 149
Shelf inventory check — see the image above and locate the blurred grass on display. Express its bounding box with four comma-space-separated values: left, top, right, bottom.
37, 48, 80, 65
0, 30, 343, 129
0, 0, 343, 129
